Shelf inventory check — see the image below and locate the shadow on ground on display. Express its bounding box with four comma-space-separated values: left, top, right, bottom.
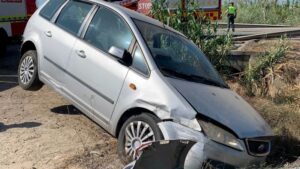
51, 105, 81, 115
0, 42, 20, 92
0, 122, 42, 132
0, 75, 18, 92
266, 129, 300, 167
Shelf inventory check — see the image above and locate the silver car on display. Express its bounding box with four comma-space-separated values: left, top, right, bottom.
18, 0, 273, 168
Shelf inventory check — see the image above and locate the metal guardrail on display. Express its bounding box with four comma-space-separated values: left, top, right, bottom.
216, 22, 291, 28
233, 29, 300, 41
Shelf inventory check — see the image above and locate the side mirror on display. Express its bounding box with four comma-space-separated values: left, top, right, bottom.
108, 46, 125, 60
108, 46, 132, 65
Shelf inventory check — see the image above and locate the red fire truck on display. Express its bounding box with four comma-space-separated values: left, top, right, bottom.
0, 0, 36, 57
118, 0, 222, 20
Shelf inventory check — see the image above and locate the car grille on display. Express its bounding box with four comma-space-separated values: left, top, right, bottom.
245, 139, 271, 156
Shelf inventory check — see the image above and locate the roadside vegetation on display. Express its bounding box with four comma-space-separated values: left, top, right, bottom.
229, 39, 300, 167
243, 37, 290, 97
152, 1, 300, 167
223, 0, 300, 25
151, 0, 232, 72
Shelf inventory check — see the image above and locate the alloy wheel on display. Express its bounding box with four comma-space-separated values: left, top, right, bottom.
124, 121, 156, 160
19, 55, 34, 85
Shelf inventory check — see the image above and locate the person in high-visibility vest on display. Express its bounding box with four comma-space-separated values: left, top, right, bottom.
226, 2, 237, 32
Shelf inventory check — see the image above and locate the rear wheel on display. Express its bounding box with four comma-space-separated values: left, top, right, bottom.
0, 29, 8, 57
117, 113, 163, 164
18, 50, 43, 90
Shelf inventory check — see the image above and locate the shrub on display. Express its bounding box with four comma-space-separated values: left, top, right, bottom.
243, 37, 290, 96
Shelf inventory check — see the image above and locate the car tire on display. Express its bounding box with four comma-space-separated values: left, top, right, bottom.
18, 50, 43, 91
0, 29, 8, 57
117, 113, 163, 164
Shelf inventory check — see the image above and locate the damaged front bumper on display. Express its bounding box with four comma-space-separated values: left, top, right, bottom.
158, 121, 267, 169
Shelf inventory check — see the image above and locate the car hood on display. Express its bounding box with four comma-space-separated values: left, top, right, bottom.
167, 78, 273, 139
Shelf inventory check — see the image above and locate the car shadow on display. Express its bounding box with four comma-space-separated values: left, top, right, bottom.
0, 75, 18, 92
0, 122, 42, 132
0, 42, 20, 92
51, 105, 81, 115
266, 130, 300, 167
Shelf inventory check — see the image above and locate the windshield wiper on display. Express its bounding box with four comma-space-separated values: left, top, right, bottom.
187, 74, 229, 88
160, 68, 228, 88
160, 68, 185, 78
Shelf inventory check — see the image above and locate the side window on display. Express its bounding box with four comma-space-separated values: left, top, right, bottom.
132, 45, 149, 75
84, 7, 133, 53
55, 1, 93, 35
40, 0, 66, 20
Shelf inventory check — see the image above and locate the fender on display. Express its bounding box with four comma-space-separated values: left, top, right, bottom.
21, 32, 43, 78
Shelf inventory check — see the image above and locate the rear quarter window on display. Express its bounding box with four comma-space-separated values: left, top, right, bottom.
40, 0, 66, 20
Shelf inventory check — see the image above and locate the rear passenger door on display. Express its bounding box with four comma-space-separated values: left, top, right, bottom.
39, 0, 93, 86
65, 6, 134, 124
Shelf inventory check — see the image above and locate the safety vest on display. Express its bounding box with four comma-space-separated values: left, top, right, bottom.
228, 6, 236, 15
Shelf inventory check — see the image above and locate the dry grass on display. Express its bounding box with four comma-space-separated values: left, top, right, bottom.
228, 81, 300, 167
223, 1, 300, 26
250, 97, 300, 166
227, 39, 300, 168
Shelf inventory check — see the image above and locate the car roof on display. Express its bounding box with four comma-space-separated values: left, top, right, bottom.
87, 0, 186, 37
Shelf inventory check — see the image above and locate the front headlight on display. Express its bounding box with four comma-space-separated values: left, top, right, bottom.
178, 118, 202, 132
198, 119, 244, 151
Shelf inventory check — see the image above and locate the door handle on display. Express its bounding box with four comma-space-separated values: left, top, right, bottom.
76, 50, 86, 58
44, 31, 52, 37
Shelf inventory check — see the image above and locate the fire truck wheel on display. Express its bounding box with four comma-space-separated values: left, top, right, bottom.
0, 29, 8, 57
18, 50, 43, 91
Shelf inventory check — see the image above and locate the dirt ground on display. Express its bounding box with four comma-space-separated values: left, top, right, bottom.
0, 43, 123, 169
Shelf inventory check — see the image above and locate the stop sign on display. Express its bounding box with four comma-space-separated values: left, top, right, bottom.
137, 0, 152, 15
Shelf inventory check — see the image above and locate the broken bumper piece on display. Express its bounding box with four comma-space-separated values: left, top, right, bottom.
158, 121, 267, 169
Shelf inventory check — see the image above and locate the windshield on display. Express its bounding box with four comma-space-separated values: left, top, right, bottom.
134, 19, 227, 88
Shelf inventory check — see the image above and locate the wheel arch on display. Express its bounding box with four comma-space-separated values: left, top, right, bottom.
0, 27, 8, 38
21, 41, 37, 56
0, 27, 9, 56
115, 107, 159, 137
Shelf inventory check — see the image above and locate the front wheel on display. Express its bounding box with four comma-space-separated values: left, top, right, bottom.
117, 113, 163, 164
18, 50, 43, 91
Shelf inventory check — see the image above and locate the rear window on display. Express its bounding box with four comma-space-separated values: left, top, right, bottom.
55, 1, 93, 35
40, 0, 66, 20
